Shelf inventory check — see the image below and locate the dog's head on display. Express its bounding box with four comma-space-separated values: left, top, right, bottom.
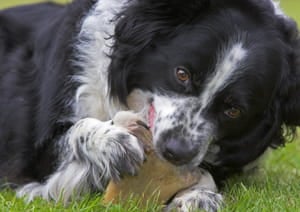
108, 0, 300, 170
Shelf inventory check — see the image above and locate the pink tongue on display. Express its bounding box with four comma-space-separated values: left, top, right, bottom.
148, 104, 156, 130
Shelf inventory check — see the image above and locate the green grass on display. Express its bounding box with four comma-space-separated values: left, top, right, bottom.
222, 141, 300, 212
1, 1, 300, 211
1, 142, 300, 212
0, 0, 68, 8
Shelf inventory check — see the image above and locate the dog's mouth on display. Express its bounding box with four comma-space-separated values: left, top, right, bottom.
148, 102, 156, 130
126, 90, 155, 129
127, 91, 210, 166
143, 96, 211, 167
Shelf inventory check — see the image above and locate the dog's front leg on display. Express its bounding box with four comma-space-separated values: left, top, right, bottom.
17, 117, 145, 203
165, 169, 223, 212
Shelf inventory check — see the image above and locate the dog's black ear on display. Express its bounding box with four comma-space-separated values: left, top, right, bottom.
278, 17, 300, 126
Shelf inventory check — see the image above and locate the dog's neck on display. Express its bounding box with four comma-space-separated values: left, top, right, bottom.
72, 0, 130, 121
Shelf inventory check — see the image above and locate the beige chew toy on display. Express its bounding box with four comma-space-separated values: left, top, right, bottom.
102, 111, 202, 205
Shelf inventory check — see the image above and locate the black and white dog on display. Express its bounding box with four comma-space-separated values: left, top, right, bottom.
0, 0, 299, 211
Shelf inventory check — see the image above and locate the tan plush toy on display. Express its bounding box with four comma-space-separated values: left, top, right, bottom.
102, 111, 202, 206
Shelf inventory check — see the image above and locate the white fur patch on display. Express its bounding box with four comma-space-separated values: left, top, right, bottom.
67, 117, 144, 184
200, 42, 247, 111
18, 117, 144, 203
168, 189, 222, 212
17, 163, 92, 203
151, 95, 191, 144
166, 170, 222, 212
270, 0, 287, 18
151, 95, 214, 166
152, 95, 182, 130
73, 0, 130, 121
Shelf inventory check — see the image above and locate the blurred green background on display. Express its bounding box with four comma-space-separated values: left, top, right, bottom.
0, 0, 68, 9
0, 1, 299, 212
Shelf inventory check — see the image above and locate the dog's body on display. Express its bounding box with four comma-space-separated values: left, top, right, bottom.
0, 0, 300, 211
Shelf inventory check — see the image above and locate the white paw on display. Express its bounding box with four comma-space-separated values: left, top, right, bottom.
68, 118, 146, 180
17, 182, 45, 202
17, 115, 148, 203
166, 187, 223, 212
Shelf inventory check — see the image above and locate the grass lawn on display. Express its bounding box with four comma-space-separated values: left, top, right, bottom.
1, 1, 300, 212
0, 0, 69, 8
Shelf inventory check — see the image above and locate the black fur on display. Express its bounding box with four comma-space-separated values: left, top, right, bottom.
108, 0, 300, 183
0, 0, 299, 208
0, 1, 94, 185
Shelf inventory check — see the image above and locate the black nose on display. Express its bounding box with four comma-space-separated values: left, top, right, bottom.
162, 138, 198, 165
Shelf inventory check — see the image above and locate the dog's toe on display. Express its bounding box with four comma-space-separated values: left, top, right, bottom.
165, 187, 223, 212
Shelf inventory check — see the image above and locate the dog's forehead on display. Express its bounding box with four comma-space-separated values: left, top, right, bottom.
200, 42, 248, 111
154, 41, 248, 113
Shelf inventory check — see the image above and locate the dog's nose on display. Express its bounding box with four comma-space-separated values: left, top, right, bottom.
162, 138, 198, 165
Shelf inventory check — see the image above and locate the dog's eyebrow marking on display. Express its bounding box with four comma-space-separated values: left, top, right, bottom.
200, 42, 247, 111
270, 0, 287, 18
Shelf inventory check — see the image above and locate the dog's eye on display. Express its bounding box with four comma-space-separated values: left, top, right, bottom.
224, 107, 241, 119
175, 67, 190, 82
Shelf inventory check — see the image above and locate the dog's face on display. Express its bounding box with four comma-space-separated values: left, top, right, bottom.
109, 0, 300, 169
134, 18, 284, 167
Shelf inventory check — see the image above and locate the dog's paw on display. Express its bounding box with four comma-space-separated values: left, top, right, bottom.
68, 118, 146, 181
165, 186, 223, 212
112, 111, 153, 152
93, 125, 148, 180
102, 127, 146, 180
108, 111, 153, 179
